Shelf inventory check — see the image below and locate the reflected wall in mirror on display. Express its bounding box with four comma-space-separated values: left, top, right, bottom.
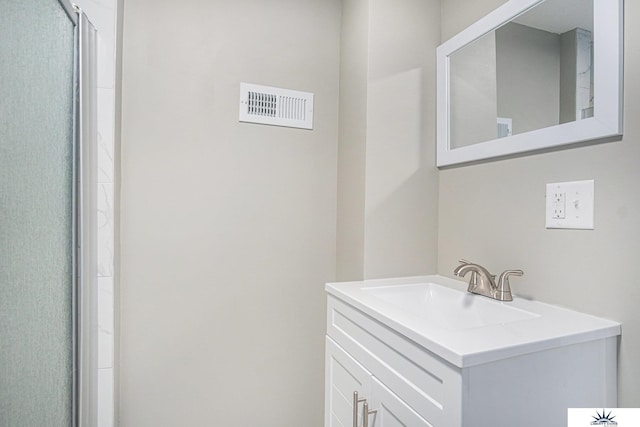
450, 0, 593, 149
437, 0, 622, 167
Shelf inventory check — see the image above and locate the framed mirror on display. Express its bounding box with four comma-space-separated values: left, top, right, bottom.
436, 0, 623, 167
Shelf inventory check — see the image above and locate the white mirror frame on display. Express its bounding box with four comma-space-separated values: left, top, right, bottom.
436, 0, 623, 167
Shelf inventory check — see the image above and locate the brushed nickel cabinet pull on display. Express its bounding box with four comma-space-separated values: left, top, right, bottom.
352, 391, 366, 427
362, 401, 378, 427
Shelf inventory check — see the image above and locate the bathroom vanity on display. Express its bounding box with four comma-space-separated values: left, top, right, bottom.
324, 276, 620, 427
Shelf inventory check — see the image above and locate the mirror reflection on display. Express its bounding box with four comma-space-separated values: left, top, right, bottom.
449, 0, 594, 149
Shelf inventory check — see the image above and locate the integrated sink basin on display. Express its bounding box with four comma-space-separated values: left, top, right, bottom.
363, 283, 539, 330
326, 275, 620, 367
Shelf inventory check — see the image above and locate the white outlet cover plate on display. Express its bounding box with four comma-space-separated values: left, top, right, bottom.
546, 180, 594, 229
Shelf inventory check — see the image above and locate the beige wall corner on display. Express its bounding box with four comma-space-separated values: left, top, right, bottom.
337, 0, 441, 281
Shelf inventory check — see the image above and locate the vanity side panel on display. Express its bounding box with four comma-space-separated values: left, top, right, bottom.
461, 337, 617, 427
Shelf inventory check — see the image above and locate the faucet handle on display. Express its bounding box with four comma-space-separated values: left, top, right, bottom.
495, 270, 524, 301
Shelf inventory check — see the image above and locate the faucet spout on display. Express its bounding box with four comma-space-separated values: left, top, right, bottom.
453, 262, 497, 299
454, 260, 524, 302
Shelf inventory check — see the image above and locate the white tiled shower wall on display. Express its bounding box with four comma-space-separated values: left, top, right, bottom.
74, 0, 117, 426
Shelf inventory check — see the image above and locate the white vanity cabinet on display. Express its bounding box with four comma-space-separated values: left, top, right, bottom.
325, 276, 620, 427
326, 337, 432, 427
325, 296, 462, 427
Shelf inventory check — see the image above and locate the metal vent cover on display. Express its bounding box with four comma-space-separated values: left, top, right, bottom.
239, 82, 314, 129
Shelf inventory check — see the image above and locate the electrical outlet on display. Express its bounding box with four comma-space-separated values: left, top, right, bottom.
546, 180, 594, 229
552, 192, 566, 219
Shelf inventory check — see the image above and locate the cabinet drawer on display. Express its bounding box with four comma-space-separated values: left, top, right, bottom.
327, 296, 462, 426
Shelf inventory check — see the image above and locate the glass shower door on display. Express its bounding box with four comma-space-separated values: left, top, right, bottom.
1, 0, 77, 425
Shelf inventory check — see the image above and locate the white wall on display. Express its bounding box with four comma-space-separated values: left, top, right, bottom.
363, 0, 440, 278
337, 0, 441, 281
336, 0, 369, 281
119, 0, 340, 425
439, 0, 640, 406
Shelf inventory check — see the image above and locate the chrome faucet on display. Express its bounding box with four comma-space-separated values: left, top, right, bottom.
454, 259, 523, 302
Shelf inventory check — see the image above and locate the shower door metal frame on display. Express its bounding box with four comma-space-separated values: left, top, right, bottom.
59, 0, 99, 425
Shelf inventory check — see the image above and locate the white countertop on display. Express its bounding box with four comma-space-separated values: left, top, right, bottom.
326, 275, 621, 368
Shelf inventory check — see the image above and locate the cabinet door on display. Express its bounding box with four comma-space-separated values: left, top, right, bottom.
366, 377, 433, 427
325, 337, 372, 427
